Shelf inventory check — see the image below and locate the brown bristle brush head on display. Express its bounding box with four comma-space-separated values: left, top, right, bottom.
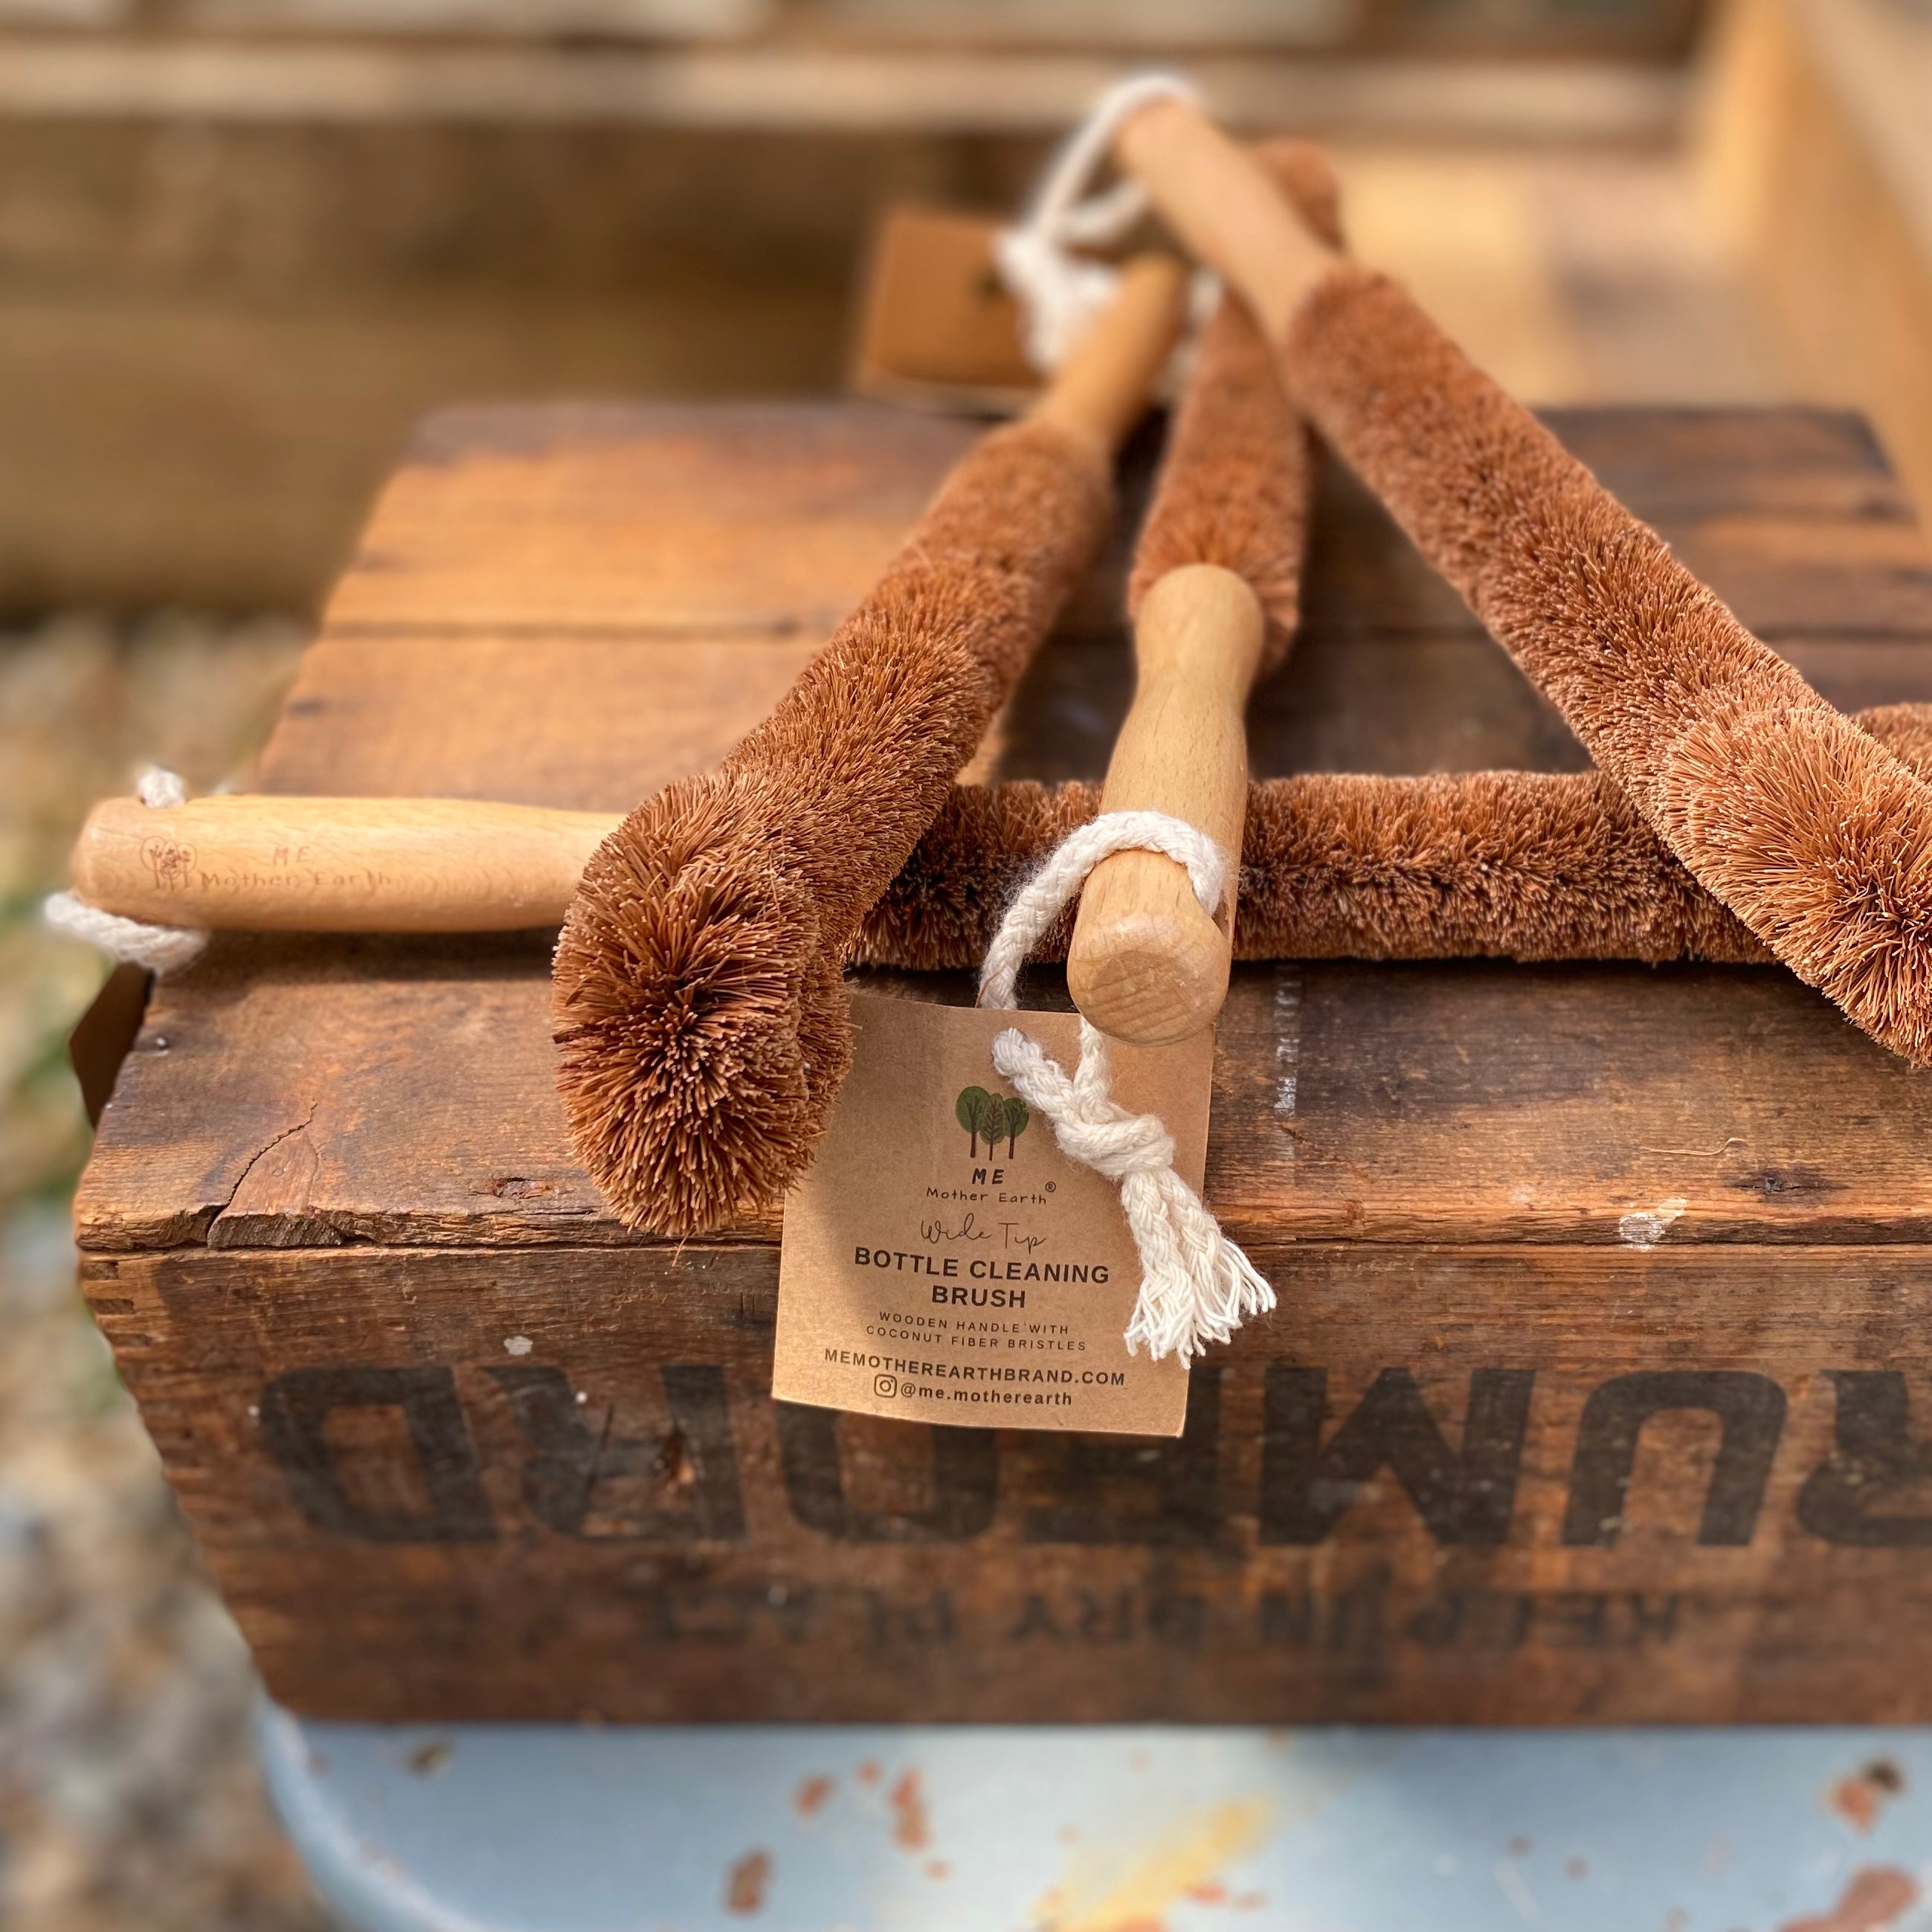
1279, 263, 1932, 1065
855, 703, 1932, 979
1101, 100, 1932, 1064
1127, 138, 1345, 672
553, 410, 1120, 1236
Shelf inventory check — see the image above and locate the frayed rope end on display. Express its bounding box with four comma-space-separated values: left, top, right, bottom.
983, 808, 1274, 1367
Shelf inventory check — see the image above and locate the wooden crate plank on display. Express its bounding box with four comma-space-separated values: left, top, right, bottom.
74, 947, 1932, 1255
80, 1238, 1932, 1725
325, 407, 1932, 652
258, 625, 1932, 806
1300, 492, 1932, 644
263, 632, 822, 806
320, 402, 979, 639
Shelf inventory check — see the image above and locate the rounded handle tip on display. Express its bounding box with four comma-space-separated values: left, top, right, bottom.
1067, 900, 1231, 1046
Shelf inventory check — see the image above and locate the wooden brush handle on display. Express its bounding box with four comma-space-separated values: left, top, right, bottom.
1060, 114, 1333, 1047
1066, 563, 1266, 1045
1112, 99, 1343, 337
1028, 252, 1191, 457
71, 794, 614, 931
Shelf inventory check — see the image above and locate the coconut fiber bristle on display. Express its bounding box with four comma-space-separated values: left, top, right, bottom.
855, 703, 1932, 978
1127, 140, 1343, 669
1275, 263, 1932, 1063
554, 418, 1112, 1235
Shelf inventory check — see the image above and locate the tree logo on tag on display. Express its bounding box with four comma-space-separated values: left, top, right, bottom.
955, 1085, 1030, 1161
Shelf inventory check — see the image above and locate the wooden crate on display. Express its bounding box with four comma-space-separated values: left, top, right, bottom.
74, 401, 1932, 1724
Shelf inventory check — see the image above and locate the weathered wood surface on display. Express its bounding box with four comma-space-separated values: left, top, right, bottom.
78, 405, 1932, 1255
82, 1238, 1932, 1722
68, 945, 1932, 1255
72, 402, 1932, 1722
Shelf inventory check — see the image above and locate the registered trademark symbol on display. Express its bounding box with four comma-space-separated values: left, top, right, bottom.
1044, 1181, 1056, 1193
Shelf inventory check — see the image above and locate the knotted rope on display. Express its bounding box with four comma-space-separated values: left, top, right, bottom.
977, 811, 1275, 1365
44, 767, 209, 976
994, 71, 1219, 379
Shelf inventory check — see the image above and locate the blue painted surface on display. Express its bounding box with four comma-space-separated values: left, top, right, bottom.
262, 1709, 1932, 1932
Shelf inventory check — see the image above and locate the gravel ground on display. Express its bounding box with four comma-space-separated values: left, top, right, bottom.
0, 611, 330, 1931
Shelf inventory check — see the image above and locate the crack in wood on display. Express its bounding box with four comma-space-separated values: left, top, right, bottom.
209, 1104, 338, 1249
217, 1104, 320, 1218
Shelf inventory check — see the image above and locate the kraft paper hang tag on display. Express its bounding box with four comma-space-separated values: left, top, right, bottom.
849, 206, 1040, 415
774, 988, 1209, 1437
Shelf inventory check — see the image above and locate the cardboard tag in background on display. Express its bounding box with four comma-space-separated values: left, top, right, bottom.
849, 206, 1040, 414
775, 989, 1211, 1437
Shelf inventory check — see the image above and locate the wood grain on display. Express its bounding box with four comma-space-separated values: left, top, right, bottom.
1115, 98, 1342, 340
70, 400, 1932, 1722
318, 403, 981, 640
1068, 564, 1265, 1045
79, 1237, 1932, 1723
72, 794, 614, 933
74, 947, 1932, 1257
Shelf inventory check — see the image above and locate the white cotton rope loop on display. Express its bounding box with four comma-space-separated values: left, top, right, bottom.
976, 810, 1275, 1366
994, 72, 1220, 379
43, 765, 210, 976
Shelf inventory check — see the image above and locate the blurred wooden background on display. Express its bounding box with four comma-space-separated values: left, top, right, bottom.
0, 0, 1756, 612
1, 0, 1924, 616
